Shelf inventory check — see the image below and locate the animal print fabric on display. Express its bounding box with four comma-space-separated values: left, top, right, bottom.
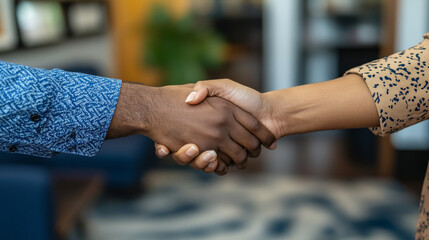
346, 33, 429, 239
346, 34, 429, 137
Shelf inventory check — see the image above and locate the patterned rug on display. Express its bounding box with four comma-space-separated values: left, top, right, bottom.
87, 171, 419, 240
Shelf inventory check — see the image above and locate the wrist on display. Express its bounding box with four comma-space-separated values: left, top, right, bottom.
263, 87, 310, 138
107, 82, 159, 139
262, 91, 291, 138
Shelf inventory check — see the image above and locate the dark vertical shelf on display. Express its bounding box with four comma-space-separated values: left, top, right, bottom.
210, 16, 263, 91
301, 0, 383, 167
193, 0, 264, 91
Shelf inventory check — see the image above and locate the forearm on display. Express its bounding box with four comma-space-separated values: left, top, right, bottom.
265, 74, 379, 137
106, 82, 157, 139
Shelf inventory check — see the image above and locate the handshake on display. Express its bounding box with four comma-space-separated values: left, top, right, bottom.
107, 79, 284, 176
108, 74, 377, 175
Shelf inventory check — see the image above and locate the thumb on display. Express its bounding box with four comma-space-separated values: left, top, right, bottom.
185, 79, 232, 105
185, 89, 208, 105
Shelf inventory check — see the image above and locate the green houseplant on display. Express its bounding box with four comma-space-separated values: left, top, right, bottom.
144, 5, 225, 86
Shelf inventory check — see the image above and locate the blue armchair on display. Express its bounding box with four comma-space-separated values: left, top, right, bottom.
0, 166, 55, 240
0, 135, 156, 189
0, 135, 155, 240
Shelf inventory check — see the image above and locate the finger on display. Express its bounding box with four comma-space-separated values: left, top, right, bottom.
219, 141, 248, 170
214, 152, 231, 175
155, 143, 170, 158
214, 156, 229, 176
217, 151, 233, 166
185, 79, 234, 104
203, 159, 218, 173
229, 122, 262, 158
188, 150, 217, 170
170, 144, 200, 165
185, 90, 206, 104
194, 151, 228, 173
233, 108, 277, 149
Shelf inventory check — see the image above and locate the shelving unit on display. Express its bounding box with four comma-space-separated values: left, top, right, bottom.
301, 0, 382, 85
0, 0, 113, 77
190, 0, 264, 90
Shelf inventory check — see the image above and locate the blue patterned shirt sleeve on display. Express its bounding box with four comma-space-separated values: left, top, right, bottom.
0, 60, 122, 158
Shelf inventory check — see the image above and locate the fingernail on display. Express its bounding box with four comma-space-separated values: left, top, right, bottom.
185, 91, 197, 103
158, 148, 168, 156
208, 162, 216, 169
269, 141, 277, 150
203, 150, 217, 163
185, 146, 198, 157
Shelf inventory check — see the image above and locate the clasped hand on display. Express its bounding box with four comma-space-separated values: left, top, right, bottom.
154, 80, 281, 175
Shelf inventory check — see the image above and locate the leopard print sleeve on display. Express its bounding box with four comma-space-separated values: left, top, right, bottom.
345, 33, 429, 136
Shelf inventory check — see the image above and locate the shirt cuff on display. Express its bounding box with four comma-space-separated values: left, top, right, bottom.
0, 60, 122, 158
344, 37, 429, 136
41, 69, 122, 157
344, 69, 384, 136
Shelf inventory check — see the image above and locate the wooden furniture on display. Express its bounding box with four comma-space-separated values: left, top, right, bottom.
376, 0, 398, 178
54, 174, 103, 240
109, 0, 191, 85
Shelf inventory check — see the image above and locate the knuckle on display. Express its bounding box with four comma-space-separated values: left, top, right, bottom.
175, 155, 190, 165
216, 114, 229, 125
195, 81, 203, 87
195, 160, 207, 169
211, 113, 228, 127
249, 146, 261, 158
219, 155, 232, 166
255, 146, 262, 156
217, 101, 230, 113
210, 130, 225, 142
216, 161, 226, 171
211, 133, 223, 142
249, 119, 261, 132
216, 165, 228, 175
220, 78, 232, 84
236, 162, 247, 170
203, 166, 215, 173
248, 138, 260, 151
177, 160, 189, 166
234, 149, 247, 165
205, 129, 223, 141
265, 134, 276, 146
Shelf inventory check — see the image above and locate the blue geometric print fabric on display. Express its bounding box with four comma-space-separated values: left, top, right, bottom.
0, 60, 122, 158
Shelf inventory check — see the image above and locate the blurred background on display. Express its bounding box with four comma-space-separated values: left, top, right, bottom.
0, 0, 427, 239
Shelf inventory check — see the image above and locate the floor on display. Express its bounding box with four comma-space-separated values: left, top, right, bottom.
86, 170, 419, 240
